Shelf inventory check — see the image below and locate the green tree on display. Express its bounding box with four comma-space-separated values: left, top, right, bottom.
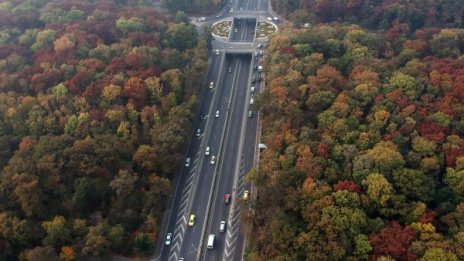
393, 168, 434, 202
133, 232, 154, 256
64, 115, 78, 136
384, 72, 420, 100
366, 141, 405, 172
444, 167, 464, 197
307, 90, 336, 111
353, 234, 372, 260
362, 173, 394, 207
42, 216, 71, 247
108, 225, 125, 251
165, 23, 198, 51
420, 248, 458, 261
116, 17, 146, 33
82, 224, 109, 256
72, 178, 106, 216
32, 29, 56, 50
175, 11, 189, 24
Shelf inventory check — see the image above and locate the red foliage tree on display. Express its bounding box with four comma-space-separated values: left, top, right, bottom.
123, 77, 147, 107
369, 222, 417, 261
444, 142, 464, 167
106, 57, 126, 74
419, 209, 437, 225
333, 180, 362, 194
317, 142, 330, 159
416, 121, 446, 143
125, 51, 145, 69
279, 45, 296, 55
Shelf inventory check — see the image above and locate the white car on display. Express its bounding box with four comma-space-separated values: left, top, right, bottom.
219, 221, 226, 233
215, 49, 220, 55
250, 86, 255, 93
185, 158, 191, 167
165, 233, 172, 245
210, 155, 216, 165
205, 146, 210, 156
248, 111, 253, 118
196, 128, 201, 137
267, 17, 272, 21
249, 98, 254, 105
215, 110, 220, 117
209, 81, 214, 88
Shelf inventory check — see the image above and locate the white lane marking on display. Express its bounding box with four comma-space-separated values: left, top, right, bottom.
168, 251, 178, 261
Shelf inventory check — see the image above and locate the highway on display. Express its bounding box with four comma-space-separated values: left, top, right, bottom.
155, 0, 270, 260
230, 18, 256, 42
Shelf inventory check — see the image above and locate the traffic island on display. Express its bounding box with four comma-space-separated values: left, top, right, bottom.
212, 20, 232, 39
256, 21, 277, 39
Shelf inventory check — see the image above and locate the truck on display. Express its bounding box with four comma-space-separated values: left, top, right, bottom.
207, 234, 215, 249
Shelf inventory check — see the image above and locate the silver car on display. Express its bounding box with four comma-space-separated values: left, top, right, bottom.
220, 221, 226, 233
210, 155, 216, 165
165, 233, 172, 245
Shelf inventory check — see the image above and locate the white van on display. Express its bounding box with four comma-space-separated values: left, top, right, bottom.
207, 234, 215, 249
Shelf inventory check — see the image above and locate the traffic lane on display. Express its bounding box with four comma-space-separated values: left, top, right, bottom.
259, 0, 268, 12
229, 18, 242, 42
158, 51, 223, 261
231, 78, 260, 261
242, 18, 256, 42
199, 54, 249, 260
205, 54, 252, 261
177, 56, 237, 260
229, 18, 256, 42
247, 0, 258, 11
163, 50, 224, 260
205, 57, 252, 261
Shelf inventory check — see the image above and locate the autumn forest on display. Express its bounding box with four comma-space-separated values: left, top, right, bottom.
2, 0, 464, 260
0, 0, 208, 260
247, 1, 464, 261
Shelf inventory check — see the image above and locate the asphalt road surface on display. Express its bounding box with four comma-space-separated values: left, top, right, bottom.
230, 18, 256, 42
155, 0, 270, 259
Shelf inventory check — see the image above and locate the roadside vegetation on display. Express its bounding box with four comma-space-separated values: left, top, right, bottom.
256, 22, 276, 38
212, 20, 232, 38
0, 0, 208, 260
248, 1, 464, 260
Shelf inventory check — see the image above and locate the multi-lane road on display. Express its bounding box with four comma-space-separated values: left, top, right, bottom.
155, 0, 272, 260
